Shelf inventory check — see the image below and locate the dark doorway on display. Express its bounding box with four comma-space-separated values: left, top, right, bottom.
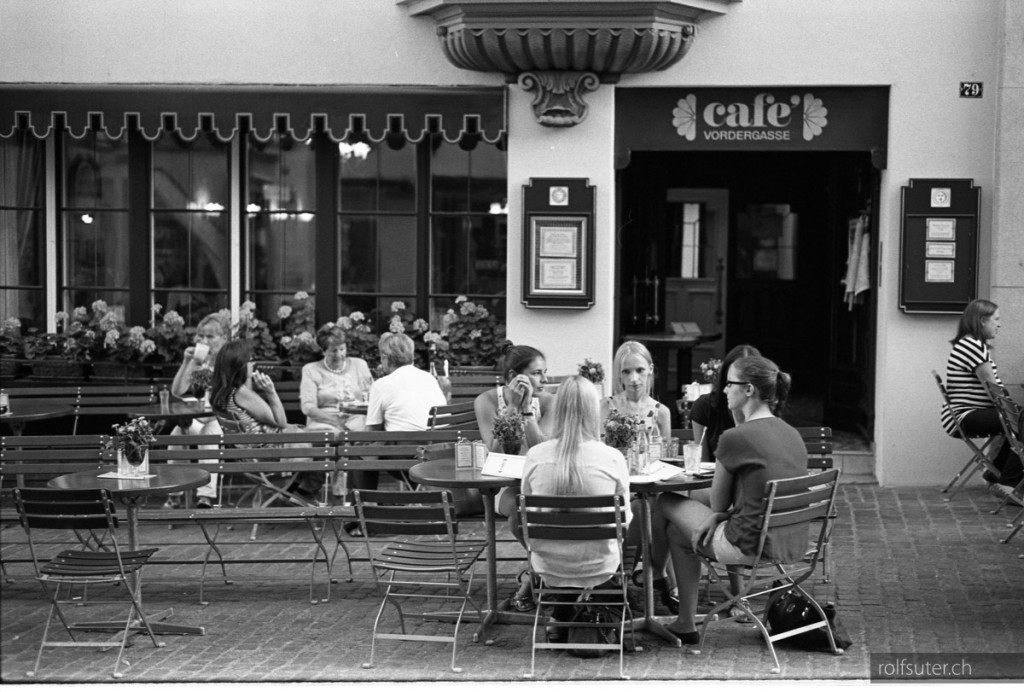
618, 150, 877, 437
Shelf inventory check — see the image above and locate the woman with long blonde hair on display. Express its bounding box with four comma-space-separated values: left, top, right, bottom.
521, 376, 632, 636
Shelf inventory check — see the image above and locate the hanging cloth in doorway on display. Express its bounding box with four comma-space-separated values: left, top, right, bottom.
842, 214, 871, 310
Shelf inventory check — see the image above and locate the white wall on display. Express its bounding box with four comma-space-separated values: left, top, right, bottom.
505, 87, 618, 382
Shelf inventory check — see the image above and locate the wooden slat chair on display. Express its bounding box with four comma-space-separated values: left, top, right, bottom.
14, 487, 163, 679
985, 383, 1024, 538
428, 401, 479, 431
354, 489, 486, 673
448, 373, 501, 403
517, 493, 637, 680
697, 469, 842, 675
932, 370, 1003, 499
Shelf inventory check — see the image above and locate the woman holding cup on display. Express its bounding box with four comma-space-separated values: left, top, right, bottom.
164, 312, 231, 510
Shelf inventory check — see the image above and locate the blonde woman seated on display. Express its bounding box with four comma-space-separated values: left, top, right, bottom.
210, 339, 323, 502
164, 311, 231, 510
655, 355, 808, 645
521, 376, 632, 640
600, 340, 671, 443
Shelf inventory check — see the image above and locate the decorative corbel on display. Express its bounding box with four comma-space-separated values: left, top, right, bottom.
517, 71, 601, 128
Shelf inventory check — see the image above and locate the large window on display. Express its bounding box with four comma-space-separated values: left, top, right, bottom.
1, 120, 507, 331
0, 132, 45, 328
62, 132, 131, 310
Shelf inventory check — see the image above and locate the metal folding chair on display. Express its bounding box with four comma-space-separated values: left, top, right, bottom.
354, 489, 486, 673
932, 370, 1002, 499
698, 469, 842, 674
985, 383, 1024, 538
517, 493, 636, 680
13, 488, 163, 679
427, 400, 479, 430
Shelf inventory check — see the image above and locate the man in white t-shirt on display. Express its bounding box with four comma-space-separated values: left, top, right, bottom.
345, 333, 446, 534
365, 333, 446, 432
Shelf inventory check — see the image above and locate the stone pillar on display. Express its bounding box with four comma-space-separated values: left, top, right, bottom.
504, 85, 618, 378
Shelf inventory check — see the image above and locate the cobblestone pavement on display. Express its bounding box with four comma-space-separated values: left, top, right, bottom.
2, 483, 1022, 684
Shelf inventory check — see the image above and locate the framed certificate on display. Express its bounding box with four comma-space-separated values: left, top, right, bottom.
522, 178, 595, 309
925, 260, 955, 283
926, 218, 956, 241
925, 242, 955, 258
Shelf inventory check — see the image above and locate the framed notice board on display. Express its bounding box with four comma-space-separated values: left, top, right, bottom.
522, 178, 595, 309
899, 178, 980, 313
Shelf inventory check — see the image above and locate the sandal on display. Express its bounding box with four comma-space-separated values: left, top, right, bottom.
344, 521, 365, 538
729, 598, 754, 624
511, 570, 536, 612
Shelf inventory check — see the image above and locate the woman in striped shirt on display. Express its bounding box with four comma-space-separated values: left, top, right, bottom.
942, 299, 1021, 492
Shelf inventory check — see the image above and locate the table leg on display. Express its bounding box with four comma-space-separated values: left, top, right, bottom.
628, 491, 684, 647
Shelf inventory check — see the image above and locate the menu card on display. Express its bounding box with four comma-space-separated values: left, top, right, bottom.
481, 453, 526, 479
629, 459, 685, 483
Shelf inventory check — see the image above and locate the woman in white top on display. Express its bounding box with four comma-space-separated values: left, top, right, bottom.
522, 376, 632, 636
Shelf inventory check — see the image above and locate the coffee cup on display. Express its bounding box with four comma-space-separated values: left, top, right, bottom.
683, 442, 702, 474
192, 342, 210, 364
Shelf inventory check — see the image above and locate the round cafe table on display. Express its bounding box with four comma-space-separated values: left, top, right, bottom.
0, 401, 73, 435
340, 401, 368, 416
49, 465, 211, 636
408, 457, 525, 644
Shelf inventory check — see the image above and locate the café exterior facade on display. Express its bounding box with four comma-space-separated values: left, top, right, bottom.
0, 0, 1021, 486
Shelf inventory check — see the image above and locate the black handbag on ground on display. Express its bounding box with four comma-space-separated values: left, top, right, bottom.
567, 592, 622, 658
765, 587, 853, 652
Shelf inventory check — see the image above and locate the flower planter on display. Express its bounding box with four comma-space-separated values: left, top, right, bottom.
91, 361, 150, 382
26, 359, 90, 382
0, 358, 23, 381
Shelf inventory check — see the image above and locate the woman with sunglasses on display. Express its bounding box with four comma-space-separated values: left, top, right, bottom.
655, 355, 808, 645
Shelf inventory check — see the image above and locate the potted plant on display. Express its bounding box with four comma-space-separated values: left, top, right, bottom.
234, 301, 277, 362
144, 305, 189, 377
22, 306, 98, 380
436, 296, 506, 368
492, 409, 526, 455
104, 417, 157, 478
337, 310, 379, 366
602, 410, 646, 453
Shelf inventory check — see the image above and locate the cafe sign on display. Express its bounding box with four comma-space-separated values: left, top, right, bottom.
617, 86, 889, 156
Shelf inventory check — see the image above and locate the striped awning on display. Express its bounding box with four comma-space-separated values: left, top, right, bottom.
0, 84, 507, 143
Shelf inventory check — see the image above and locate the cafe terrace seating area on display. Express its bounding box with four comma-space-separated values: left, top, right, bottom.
1, 377, 1023, 681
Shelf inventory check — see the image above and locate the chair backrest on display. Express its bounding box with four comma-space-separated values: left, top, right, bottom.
14, 487, 118, 532
353, 489, 458, 536
751, 468, 840, 568
428, 400, 479, 430
518, 494, 629, 544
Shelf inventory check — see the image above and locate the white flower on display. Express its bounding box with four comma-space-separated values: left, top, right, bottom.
280, 335, 293, 347
477, 307, 489, 319
278, 305, 293, 320
104, 329, 119, 347
413, 318, 428, 332
349, 311, 365, 322
337, 316, 353, 330
389, 315, 405, 333
469, 329, 482, 339
423, 331, 441, 344
85, 330, 96, 340
442, 311, 456, 328
55, 311, 69, 324
99, 312, 120, 332
150, 303, 162, 315
140, 339, 156, 355
455, 295, 467, 304
296, 331, 315, 344
460, 301, 477, 316
294, 291, 309, 301
672, 95, 698, 141
163, 310, 185, 328
240, 300, 256, 313
72, 306, 87, 321
391, 301, 406, 313
91, 299, 108, 315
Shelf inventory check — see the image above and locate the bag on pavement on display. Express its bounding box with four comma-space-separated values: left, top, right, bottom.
765, 587, 852, 652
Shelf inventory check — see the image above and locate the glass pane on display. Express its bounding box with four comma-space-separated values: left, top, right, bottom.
249, 292, 300, 326
0, 209, 42, 287
468, 144, 507, 214
153, 210, 229, 290
378, 216, 417, 294
378, 142, 416, 212
1, 133, 45, 208
63, 288, 131, 314
63, 132, 129, 210
152, 133, 229, 211
338, 141, 377, 212
339, 216, 377, 293
248, 212, 317, 291
0, 288, 44, 329
154, 291, 229, 327
63, 210, 130, 289
431, 214, 507, 295
430, 142, 470, 212
248, 135, 316, 212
